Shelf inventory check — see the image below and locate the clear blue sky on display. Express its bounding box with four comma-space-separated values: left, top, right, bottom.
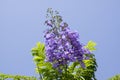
0, 0, 120, 79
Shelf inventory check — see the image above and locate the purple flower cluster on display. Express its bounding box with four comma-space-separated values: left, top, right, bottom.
44, 21, 91, 69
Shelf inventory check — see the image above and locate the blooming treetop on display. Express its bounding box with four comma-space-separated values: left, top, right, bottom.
44, 8, 92, 71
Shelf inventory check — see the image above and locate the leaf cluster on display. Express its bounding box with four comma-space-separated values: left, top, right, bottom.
31, 41, 97, 80
31, 42, 59, 80
68, 55, 97, 80
108, 74, 120, 80
0, 73, 36, 80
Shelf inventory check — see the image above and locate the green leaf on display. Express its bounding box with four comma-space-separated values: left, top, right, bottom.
84, 41, 96, 51
33, 56, 44, 62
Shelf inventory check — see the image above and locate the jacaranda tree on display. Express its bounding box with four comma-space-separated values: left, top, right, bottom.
31, 8, 97, 80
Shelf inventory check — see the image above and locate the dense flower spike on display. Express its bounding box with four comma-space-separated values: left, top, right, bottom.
44, 8, 91, 70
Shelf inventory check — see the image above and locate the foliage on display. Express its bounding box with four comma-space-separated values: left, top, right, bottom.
31, 41, 97, 80
0, 73, 36, 80
108, 74, 120, 80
